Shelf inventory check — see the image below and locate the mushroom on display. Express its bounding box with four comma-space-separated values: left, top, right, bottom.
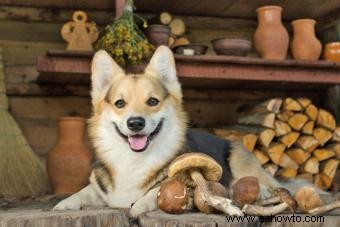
157, 179, 189, 214
168, 153, 243, 216
232, 176, 260, 206
194, 181, 228, 214
294, 186, 323, 213
308, 200, 340, 215
242, 188, 296, 216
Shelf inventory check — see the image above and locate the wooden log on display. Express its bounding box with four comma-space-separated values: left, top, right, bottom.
296, 136, 320, 153
171, 37, 190, 48
277, 167, 297, 179
243, 134, 258, 152
297, 97, 312, 109
238, 98, 283, 115
261, 98, 283, 113
321, 159, 340, 179
169, 18, 186, 36
213, 128, 257, 152
327, 143, 340, 159
265, 143, 286, 165
160, 12, 172, 25
332, 127, 340, 142
313, 127, 333, 146
274, 120, 292, 136
305, 104, 319, 121
237, 111, 275, 129
278, 153, 299, 170
301, 157, 319, 174
302, 121, 315, 135
317, 108, 336, 131
313, 148, 335, 161
276, 110, 294, 122
288, 113, 309, 131
314, 174, 332, 190
283, 98, 303, 111
231, 125, 275, 148
295, 173, 314, 183
286, 148, 311, 165
263, 163, 279, 176
332, 168, 340, 191
279, 131, 300, 148
253, 149, 270, 165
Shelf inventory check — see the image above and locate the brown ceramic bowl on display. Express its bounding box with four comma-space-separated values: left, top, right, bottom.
146, 24, 171, 47
211, 38, 252, 56
173, 44, 208, 55
324, 42, 340, 63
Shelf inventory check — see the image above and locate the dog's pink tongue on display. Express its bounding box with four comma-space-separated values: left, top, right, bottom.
128, 136, 148, 151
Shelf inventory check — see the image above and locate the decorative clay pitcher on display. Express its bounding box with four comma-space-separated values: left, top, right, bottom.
47, 117, 92, 195
291, 19, 322, 61
254, 5, 289, 60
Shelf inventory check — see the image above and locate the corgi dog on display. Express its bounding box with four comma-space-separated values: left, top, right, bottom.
53, 46, 316, 217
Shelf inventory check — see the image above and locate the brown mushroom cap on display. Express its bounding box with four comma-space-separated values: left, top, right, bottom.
274, 188, 297, 212
168, 153, 223, 187
295, 186, 323, 212
232, 176, 260, 206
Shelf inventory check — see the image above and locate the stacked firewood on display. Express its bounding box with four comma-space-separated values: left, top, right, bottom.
214, 98, 340, 190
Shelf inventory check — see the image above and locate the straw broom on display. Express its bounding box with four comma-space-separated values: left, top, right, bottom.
0, 47, 49, 198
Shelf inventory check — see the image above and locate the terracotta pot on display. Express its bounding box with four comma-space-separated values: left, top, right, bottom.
47, 117, 92, 195
324, 42, 340, 63
291, 19, 322, 61
254, 5, 289, 60
211, 38, 252, 56
146, 24, 171, 47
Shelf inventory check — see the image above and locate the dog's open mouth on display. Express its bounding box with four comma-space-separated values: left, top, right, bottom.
115, 119, 164, 152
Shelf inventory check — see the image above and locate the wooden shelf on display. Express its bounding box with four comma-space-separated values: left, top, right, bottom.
37, 50, 340, 91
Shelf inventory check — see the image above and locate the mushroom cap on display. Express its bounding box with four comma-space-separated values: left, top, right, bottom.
232, 176, 260, 206
168, 153, 222, 187
295, 186, 323, 212
274, 187, 297, 212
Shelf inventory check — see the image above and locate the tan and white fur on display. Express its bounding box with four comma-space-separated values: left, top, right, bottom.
53, 46, 320, 217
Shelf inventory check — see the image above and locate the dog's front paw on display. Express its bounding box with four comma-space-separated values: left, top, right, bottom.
53, 197, 81, 211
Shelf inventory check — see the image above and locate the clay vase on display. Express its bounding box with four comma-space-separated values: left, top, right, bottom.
254, 6, 289, 60
291, 19, 322, 61
324, 42, 340, 63
146, 24, 171, 47
47, 117, 92, 195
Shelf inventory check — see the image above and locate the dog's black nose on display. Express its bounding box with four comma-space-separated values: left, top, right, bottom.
127, 117, 145, 132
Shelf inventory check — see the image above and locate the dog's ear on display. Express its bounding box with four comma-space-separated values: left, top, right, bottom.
145, 46, 178, 84
91, 50, 124, 105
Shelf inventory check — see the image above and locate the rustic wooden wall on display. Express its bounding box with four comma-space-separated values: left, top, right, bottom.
1, 6, 322, 162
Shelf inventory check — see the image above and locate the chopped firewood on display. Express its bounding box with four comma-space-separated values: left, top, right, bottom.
275, 120, 292, 136
286, 148, 311, 165
279, 131, 300, 148
320, 174, 333, 189
316, 108, 336, 131
253, 149, 270, 165
277, 167, 297, 179
160, 12, 172, 25
276, 110, 294, 122
283, 98, 303, 111
332, 169, 340, 191
238, 111, 275, 128
332, 127, 340, 142
297, 97, 312, 109
296, 136, 319, 153
327, 143, 340, 159
313, 148, 335, 161
172, 37, 190, 48
169, 18, 186, 36
213, 128, 244, 141
258, 129, 276, 148
262, 98, 283, 113
295, 173, 314, 183
305, 104, 318, 121
288, 113, 308, 131
238, 98, 283, 115
265, 143, 286, 164
301, 157, 319, 174
243, 134, 258, 152
321, 159, 339, 179
264, 163, 279, 176
314, 174, 332, 190
313, 127, 333, 146
278, 153, 299, 170
302, 121, 314, 135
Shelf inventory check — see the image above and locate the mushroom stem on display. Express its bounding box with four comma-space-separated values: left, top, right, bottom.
242, 203, 288, 216
190, 169, 243, 216
308, 201, 340, 215
255, 196, 280, 206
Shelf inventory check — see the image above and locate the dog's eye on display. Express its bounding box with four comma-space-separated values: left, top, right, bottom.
147, 97, 159, 106
114, 99, 126, 108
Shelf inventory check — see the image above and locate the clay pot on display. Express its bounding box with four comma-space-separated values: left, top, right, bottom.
211, 38, 252, 56
291, 19, 322, 61
324, 42, 340, 63
47, 117, 92, 195
146, 24, 171, 47
254, 6, 289, 60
